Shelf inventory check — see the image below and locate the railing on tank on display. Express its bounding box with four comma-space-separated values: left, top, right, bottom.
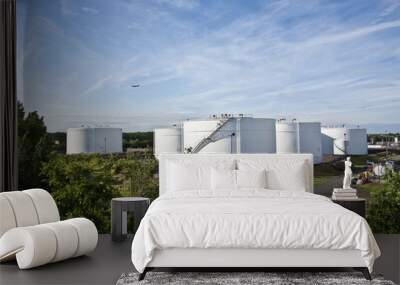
191, 118, 236, 153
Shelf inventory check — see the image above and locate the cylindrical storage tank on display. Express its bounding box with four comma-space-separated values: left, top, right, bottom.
67, 128, 95, 154
321, 133, 334, 155
183, 120, 235, 153
321, 128, 348, 155
154, 128, 182, 156
67, 127, 122, 154
276, 122, 298, 154
347, 128, 367, 155
335, 138, 347, 155
239, 118, 276, 153
93, 128, 122, 154
298, 122, 322, 164
276, 122, 322, 163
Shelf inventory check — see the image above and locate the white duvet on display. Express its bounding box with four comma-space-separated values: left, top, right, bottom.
131, 190, 380, 273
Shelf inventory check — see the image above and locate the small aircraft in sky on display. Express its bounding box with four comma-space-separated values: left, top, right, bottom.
131, 84, 140, 88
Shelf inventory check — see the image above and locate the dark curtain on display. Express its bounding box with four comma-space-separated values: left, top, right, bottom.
0, 0, 17, 192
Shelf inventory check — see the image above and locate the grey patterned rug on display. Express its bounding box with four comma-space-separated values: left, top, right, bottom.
116, 272, 396, 285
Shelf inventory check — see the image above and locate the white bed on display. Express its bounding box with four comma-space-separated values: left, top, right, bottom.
131, 154, 380, 280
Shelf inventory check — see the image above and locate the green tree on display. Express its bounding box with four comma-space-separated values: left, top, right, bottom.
122, 132, 153, 150
47, 132, 67, 153
42, 153, 159, 233
367, 171, 400, 233
42, 154, 120, 233
18, 101, 53, 189
113, 153, 158, 201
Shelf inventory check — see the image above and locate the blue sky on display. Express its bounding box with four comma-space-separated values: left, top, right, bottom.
17, 0, 400, 132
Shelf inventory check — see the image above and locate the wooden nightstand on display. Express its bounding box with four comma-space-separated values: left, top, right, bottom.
332, 198, 366, 218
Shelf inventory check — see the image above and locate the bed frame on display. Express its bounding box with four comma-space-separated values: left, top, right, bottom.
139, 154, 371, 280
140, 248, 370, 280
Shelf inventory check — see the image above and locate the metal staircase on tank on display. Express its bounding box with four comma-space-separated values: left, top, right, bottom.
191, 117, 236, 153
334, 140, 347, 155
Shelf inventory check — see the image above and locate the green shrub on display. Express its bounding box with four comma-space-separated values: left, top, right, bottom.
42, 154, 119, 233
367, 171, 400, 233
42, 153, 159, 233
113, 153, 158, 201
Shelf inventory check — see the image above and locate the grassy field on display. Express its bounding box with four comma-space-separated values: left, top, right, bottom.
350, 154, 379, 167
356, 181, 385, 192
313, 176, 329, 186
314, 163, 342, 177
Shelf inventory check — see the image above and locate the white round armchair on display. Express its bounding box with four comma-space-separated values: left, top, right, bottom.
0, 189, 98, 269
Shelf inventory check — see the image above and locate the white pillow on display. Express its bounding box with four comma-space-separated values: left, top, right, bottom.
211, 168, 236, 190
267, 164, 306, 191
238, 159, 307, 191
167, 161, 211, 191
236, 169, 267, 189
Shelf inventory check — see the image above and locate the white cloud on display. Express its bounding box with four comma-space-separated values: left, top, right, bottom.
29, 1, 400, 131
83, 76, 113, 96
85, 3, 400, 125
303, 20, 400, 47
380, 0, 400, 17
37, 17, 99, 58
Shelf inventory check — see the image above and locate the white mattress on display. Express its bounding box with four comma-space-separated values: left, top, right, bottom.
131, 190, 380, 273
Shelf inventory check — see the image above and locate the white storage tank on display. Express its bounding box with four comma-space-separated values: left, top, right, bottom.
183, 119, 235, 153
298, 122, 322, 164
154, 128, 182, 156
321, 128, 348, 155
93, 128, 123, 154
321, 127, 367, 155
67, 128, 94, 154
276, 122, 298, 153
276, 121, 322, 164
321, 133, 334, 155
181, 116, 276, 154
239, 117, 276, 153
347, 128, 368, 155
66, 127, 122, 154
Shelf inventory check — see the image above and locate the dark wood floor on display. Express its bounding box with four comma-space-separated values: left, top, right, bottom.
1, 234, 399, 285
0, 235, 134, 285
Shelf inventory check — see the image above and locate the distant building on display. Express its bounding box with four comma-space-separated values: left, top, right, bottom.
66, 127, 122, 154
